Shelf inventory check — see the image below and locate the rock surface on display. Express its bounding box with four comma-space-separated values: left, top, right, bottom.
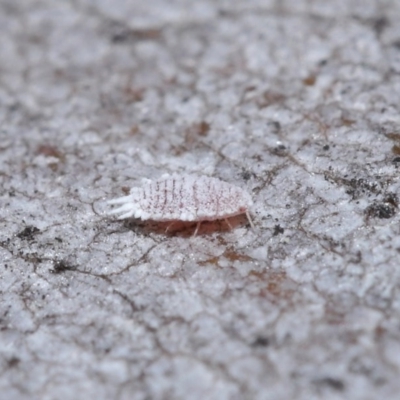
1, 1, 400, 399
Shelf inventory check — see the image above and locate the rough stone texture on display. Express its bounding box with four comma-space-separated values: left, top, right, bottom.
1, 0, 400, 399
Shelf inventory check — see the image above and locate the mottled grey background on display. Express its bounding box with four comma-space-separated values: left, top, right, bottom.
1, 0, 400, 399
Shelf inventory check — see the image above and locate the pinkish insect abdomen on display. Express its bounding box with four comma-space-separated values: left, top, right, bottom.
108, 174, 254, 231
139, 175, 251, 221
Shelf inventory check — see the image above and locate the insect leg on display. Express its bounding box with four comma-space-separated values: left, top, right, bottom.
224, 218, 233, 230
246, 211, 255, 229
165, 222, 175, 233
193, 222, 201, 236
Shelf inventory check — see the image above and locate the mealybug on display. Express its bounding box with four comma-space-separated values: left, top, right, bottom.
108, 174, 254, 235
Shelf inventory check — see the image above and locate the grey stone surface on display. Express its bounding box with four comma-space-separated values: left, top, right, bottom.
1, 0, 400, 399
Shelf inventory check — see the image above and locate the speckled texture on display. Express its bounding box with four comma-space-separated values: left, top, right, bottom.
1, 0, 400, 399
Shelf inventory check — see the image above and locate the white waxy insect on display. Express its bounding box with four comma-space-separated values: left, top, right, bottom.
108, 174, 254, 235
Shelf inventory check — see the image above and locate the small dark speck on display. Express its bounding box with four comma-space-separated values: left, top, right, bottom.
365, 204, 395, 219
322, 144, 330, 151
8, 103, 19, 112
241, 171, 252, 181
273, 225, 284, 236
111, 31, 130, 43
110, 26, 161, 43
7, 357, 20, 368
365, 199, 397, 219
268, 121, 281, 132
372, 17, 389, 35
16, 226, 40, 241
314, 377, 345, 391
55, 237, 63, 243
392, 156, 400, 164
197, 120, 210, 134
392, 40, 400, 50
50, 260, 75, 274
272, 144, 287, 156
252, 336, 270, 347
385, 193, 399, 208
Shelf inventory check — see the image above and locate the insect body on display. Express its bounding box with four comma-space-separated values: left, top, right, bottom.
108, 174, 254, 235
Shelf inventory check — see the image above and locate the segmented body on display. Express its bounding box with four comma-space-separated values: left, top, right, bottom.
108, 174, 254, 231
